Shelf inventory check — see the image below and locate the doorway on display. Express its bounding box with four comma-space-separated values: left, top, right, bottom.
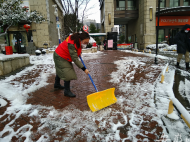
168, 28, 179, 45
8, 31, 28, 53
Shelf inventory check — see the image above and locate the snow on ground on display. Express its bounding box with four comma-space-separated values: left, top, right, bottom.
123, 49, 169, 60
155, 68, 190, 141
179, 78, 190, 104
0, 51, 190, 141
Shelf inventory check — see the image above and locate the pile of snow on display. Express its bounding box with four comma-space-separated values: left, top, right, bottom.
146, 44, 169, 49
89, 36, 96, 44
35, 50, 41, 53
179, 78, 190, 104
0, 98, 7, 107
159, 44, 177, 51
52, 45, 58, 49
146, 44, 177, 51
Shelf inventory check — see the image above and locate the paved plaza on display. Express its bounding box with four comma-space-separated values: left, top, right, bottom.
0, 50, 169, 141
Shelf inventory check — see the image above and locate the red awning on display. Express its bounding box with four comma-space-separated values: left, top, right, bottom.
156, 16, 190, 26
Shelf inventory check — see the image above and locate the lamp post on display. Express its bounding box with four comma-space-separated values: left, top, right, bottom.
155, 0, 162, 64
52, 4, 61, 44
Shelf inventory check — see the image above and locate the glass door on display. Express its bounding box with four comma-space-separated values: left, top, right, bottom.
9, 31, 28, 53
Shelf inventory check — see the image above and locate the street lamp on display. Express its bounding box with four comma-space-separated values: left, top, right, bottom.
155, 0, 162, 64
52, 4, 61, 44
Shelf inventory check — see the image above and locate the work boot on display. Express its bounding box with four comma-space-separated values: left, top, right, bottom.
175, 62, 180, 69
186, 62, 189, 70
64, 81, 76, 97
54, 75, 64, 89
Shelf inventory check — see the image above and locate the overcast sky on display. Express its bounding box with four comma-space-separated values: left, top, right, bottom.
86, 0, 100, 23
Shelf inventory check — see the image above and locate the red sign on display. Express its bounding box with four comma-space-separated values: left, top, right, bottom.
83, 25, 88, 32
156, 16, 190, 26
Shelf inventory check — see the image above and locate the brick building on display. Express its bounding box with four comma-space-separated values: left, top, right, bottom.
99, 0, 190, 49
1, 0, 64, 53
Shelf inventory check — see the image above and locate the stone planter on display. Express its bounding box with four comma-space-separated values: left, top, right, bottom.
99, 45, 104, 51
82, 48, 91, 53
92, 47, 97, 53
0, 54, 30, 75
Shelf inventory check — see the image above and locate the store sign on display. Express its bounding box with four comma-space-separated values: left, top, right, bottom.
156, 16, 190, 26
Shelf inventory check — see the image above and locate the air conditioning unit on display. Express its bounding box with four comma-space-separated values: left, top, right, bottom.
111, 27, 118, 32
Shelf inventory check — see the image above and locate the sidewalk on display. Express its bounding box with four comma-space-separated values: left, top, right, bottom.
0, 50, 166, 142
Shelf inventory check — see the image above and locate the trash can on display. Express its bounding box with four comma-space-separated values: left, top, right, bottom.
5, 46, 13, 55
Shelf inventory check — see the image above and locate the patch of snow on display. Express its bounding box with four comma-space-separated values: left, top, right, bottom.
0, 54, 29, 61
0, 98, 7, 107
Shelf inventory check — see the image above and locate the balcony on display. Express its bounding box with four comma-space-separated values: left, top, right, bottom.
156, 6, 190, 16
114, 8, 138, 25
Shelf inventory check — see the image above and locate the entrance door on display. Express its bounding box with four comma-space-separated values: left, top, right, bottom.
9, 31, 28, 53
168, 28, 179, 45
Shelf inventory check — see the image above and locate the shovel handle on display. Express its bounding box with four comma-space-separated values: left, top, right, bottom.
79, 56, 98, 92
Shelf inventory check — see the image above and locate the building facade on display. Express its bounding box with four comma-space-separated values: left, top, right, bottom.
99, 0, 190, 49
156, 0, 190, 45
1, 0, 64, 53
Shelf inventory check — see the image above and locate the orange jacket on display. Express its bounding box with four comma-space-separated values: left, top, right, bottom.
55, 36, 82, 62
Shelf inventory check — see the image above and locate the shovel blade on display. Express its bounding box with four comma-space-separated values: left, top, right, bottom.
87, 88, 117, 112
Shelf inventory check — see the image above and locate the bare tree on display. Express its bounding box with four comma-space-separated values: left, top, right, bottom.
61, 0, 96, 39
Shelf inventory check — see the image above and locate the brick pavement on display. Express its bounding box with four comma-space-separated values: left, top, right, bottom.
0, 50, 166, 141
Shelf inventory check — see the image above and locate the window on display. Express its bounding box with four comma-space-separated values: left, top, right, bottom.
135, 34, 137, 42
127, 0, 136, 10
158, 29, 165, 43
169, 0, 180, 7
184, 0, 190, 6
160, 0, 166, 7
116, 0, 125, 10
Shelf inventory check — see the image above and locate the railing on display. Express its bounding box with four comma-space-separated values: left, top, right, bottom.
160, 63, 169, 83
160, 63, 190, 128
167, 97, 190, 128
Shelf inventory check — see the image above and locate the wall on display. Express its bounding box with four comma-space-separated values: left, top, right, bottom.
48, 0, 63, 46
128, 0, 156, 49
30, 0, 49, 48
30, 0, 63, 48
104, 0, 114, 33
0, 55, 30, 75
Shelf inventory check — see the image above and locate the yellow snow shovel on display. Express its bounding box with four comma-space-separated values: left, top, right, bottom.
79, 56, 117, 112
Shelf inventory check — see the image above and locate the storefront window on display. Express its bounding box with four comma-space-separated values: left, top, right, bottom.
158, 29, 165, 43
169, 0, 179, 7
184, 0, 190, 6
116, 0, 125, 10
160, 0, 166, 8
9, 31, 28, 53
127, 0, 136, 10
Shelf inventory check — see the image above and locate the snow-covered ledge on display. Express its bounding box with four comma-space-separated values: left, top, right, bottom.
0, 54, 30, 75
82, 47, 97, 53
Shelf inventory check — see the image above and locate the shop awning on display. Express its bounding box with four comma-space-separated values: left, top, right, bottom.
156, 16, 190, 26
